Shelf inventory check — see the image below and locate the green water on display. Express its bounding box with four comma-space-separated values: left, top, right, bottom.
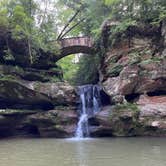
0, 138, 166, 166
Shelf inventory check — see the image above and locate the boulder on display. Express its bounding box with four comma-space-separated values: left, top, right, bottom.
89, 105, 140, 137
0, 80, 54, 110
100, 22, 166, 100
0, 108, 78, 138
26, 109, 78, 138
89, 106, 113, 137
102, 62, 166, 97
23, 82, 77, 106
90, 96, 166, 137
137, 95, 166, 136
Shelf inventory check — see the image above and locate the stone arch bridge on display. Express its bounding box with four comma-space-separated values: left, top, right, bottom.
55, 36, 94, 60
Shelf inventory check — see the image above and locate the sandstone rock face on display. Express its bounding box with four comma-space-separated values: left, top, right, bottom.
102, 57, 166, 97
90, 105, 140, 137
100, 23, 166, 101
0, 63, 78, 138
26, 109, 78, 138
162, 19, 166, 56
0, 80, 54, 110
97, 22, 166, 137
23, 82, 77, 106
0, 108, 77, 138
0, 65, 62, 82
90, 95, 166, 137
137, 95, 166, 136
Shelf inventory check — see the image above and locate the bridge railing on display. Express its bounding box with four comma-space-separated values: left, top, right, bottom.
59, 37, 93, 48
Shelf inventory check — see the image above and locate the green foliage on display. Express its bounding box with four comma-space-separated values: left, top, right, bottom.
3, 49, 15, 61
57, 53, 101, 85
115, 103, 139, 112
0, 9, 9, 29
56, 0, 111, 37
73, 54, 101, 85
108, 64, 123, 77
0, 0, 165, 85
0, 0, 60, 64
114, 19, 137, 33
57, 55, 79, 84
11, 5, 33, 40
108, 18, 137, 45
104, 0, 120, 6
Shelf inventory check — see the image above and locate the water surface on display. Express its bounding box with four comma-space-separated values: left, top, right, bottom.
0, 137, 166, 166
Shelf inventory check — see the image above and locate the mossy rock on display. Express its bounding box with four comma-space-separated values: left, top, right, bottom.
109, 104, 141, 136
0, 65, 63, 82
0, 109, 38, 116
108, 64, 123, 77
0, 80, 54, 110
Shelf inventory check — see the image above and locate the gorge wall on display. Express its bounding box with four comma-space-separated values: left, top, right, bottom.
90, 20, 166, 137
0, 20, 166, 138
0, 27, 78, 138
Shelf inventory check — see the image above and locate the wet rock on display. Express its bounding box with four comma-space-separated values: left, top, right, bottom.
90, 105, 140, 137
90, 99, 166, 137
136, 95, 166, 136
26, 109, 78, 138
0, 108, 78, 138
89, 106, 113, 137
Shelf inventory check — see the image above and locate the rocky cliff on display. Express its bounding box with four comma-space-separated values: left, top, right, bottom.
0, 37, 78, 138
0, 20, 166, 138
90, 20, 166, 137
0, 68, 78, 138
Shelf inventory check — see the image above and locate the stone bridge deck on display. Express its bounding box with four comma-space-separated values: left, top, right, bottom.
56, 37, 94, 60
59, 36, 93, 48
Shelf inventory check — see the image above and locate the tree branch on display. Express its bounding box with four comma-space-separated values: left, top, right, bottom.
57, 9, 81, 40
60, 18, 85, 39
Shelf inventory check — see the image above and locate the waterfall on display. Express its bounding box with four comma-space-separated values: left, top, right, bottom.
75, 85, 101, 138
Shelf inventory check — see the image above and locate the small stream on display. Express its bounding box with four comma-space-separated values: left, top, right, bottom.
75, 85, 101, 138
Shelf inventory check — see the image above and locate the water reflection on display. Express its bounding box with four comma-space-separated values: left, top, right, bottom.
0, 138, 165, 166
75, 141, 88, 166
152, 145, 161, 155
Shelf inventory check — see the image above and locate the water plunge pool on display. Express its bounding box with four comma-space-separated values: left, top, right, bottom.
0, 137, 166, 166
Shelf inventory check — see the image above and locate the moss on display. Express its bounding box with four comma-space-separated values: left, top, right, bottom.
109, 103, 142, 136
114, 103, 139, 112
0, 74, 17, 81
0, 109, 37, 115
107, 54, 123, 64
50, 76, 62, 83
140, 56, 163, 65
54, 125, 62, 130
54, 106, 76, 111
108, 64, 123, 77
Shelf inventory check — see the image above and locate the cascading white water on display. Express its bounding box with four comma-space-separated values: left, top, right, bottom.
75, 93, 89, 138
75, 85, 101, 138
93, 85, 101, 113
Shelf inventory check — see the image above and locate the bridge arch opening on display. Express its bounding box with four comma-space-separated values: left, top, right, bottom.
55, 36, 99, 85
56, 37, 95, 61
56, 52, 100, 85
